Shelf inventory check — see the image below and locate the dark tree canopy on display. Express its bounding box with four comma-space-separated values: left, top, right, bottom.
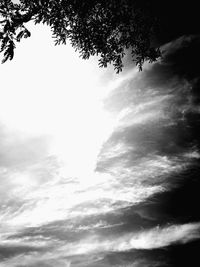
0, 0, 161, 71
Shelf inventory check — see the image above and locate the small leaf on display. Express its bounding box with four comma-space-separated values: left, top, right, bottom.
16, 30, 24, 41
24, 29, 31, 38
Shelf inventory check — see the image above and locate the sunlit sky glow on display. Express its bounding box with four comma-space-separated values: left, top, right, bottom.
0, 23, 116, 180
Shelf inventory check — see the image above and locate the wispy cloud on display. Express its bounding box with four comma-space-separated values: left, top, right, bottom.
54, 222, 200, 255
0, 171, 164, 228
1, 222, 199, 266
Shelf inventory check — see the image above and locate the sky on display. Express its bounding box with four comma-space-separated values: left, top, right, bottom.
0, 8, 200, 267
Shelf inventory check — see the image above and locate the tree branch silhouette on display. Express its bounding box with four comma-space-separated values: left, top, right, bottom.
0, 0, 161, 71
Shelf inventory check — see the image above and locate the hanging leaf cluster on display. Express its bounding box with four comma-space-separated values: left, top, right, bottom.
0, 0, 160, 71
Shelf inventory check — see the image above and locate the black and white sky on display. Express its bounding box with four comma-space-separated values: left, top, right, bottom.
0, 2, 200, 267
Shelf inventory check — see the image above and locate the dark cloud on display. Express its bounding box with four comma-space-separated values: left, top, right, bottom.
75, 249, 167, 267
141, 162, 200, 224
162, 35, 200, 80
0, 244, 46, 260
94, 34, 200, 267
100, 239, 200, 267
98, 34, 200, 170
74, 239, 200, 267
98, 117, 196, 165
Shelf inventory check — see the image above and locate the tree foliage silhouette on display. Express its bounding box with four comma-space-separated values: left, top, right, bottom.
0, 0, 160, 71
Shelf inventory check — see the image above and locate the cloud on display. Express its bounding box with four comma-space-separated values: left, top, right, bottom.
0, 251, 71, 267
161, 35, 200, 79
0, 123, 64, 239
0, 125, 51, 169
0, 124, 53, 200
1, 222, 200, 266
0, 172, 163, 229
24, 222, 199, 258
114, 222, 200, 250
1, 33, 200, 267
97, 35, 200, 193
